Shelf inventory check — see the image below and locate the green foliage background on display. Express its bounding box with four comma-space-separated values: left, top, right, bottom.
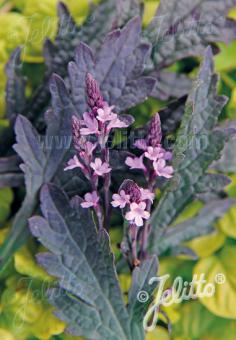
0, 0, 236, 339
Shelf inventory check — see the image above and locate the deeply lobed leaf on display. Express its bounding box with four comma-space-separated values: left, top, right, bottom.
149, 47, 234, 252
29, 184, 132, 340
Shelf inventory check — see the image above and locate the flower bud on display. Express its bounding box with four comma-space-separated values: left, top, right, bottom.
119, 179, 141, 203
72, 115, 84, 152
86, 73, 104, 109
148, 113, 162, 147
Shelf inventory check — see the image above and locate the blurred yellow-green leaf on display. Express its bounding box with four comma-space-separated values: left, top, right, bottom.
146, 326, 169, 340
215, 41, 236, 73
186, 229, 225, 258
217, 205, 236, 239
0, 283, 65, 339
143, 1, 159, 27
14, 246, 54, 282
173, 301, 236, 340
0, 328, 15, 340
194, 245, 236, 319
0, 188, 13, 224
173, 201, 203, 226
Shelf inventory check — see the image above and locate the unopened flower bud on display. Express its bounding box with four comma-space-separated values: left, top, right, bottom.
119, 179, 141, 203
72, 115, 83, 152
148, 113, 162, 147
86, 73, 104, 109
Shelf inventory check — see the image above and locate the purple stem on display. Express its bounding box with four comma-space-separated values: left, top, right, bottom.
140, 172, 156, 259
101, 144, 111, 231
130, 223, 138, 266
90, 173, 104, 230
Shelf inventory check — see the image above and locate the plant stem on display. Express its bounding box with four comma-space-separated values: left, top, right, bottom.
140, 174, 156, 259
130, 223, 139, 267
95, 204, 104, 230
91, 175, 104, 230
102, 147, 111, 230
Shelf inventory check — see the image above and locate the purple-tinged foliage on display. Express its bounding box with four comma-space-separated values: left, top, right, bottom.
68, 17, 156, 114
144, 0, 236, 70
29, 184, 132, 340
0, 1, 236, 337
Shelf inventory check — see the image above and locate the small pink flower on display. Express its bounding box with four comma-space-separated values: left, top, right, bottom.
81, 191, 99, 208
134, 139, 148, 151
111, 190, 130, 208
64, 155, 84, 171
90, 158, 111, 176
80, 112, 99, 135
107, 117, 129, 130
140, 188, 155, 203
84, 141, 97, 156
144, 146, 165, 161
153, 159, 174, 178
125, 155, 146, 171
164, 151, 173, 161
125, 202, 150, 227
97, 105, 117, 123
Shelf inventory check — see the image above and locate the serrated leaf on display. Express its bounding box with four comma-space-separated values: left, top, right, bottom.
153, 199, 234, 255
217, 204, 236, 238
159, 96, 186, 136
29, 184, 132, 340
149, 47, 231, 251
25, 0, 140, 120
68, 17, 155, 114
128, 256, 158, 322
0, 48, 26, 155
0, 155, 23, 188
145, 0, 236, 69
5, 48, 26, 120
150, 71, 192, 101
0, 74, 75, 271
13, 115, 47, 195
195, 174, 231, 194
212, 119, 236, 172
195, 173, 232, 201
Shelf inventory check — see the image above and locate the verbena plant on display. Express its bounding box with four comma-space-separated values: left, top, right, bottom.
0, 0, 236, 339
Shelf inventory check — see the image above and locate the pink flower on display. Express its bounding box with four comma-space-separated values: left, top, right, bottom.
144, 146, 165, 161
125, 202, 150, 227
140, 188, 155, 203
81, 191, 99, 208
97, 105, 117, 123
84, 141, 97, 156
134, 139, 148, 151
80, 112, 99, 135
107, 117, 129, 130
90, 158, 111, 176
111, 190, 130, 208
64, 155, 84, 171
125, 155, 146, 171
164, 151, 173, 161
153, 159, 174, 178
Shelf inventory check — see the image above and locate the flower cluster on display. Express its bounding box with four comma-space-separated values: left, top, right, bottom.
63, 74, 174, 266
110, 114, 174, 265
64, 74, 133, 228
111, 180, 155, 227
125, 113, 174, 179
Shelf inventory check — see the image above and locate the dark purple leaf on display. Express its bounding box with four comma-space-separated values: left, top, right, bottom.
29, 184, 132, 340
145, 0, 236, 69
